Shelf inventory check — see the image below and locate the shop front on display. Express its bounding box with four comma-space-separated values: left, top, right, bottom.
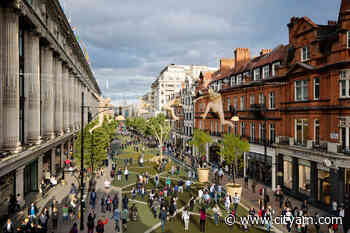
247, 152, 272, 186
24, 160, 38, 195
277, 149, 348, 211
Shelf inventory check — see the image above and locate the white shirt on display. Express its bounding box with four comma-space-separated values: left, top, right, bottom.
182, 210, 190, 221
185, 180, 191, 186
198, 189, 203, 198
233, 195, 240, 204
124, 169, 128, 175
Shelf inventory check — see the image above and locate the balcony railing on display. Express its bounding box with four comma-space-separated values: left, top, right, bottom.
312, 141, 328, 153
248, 137, 275, 147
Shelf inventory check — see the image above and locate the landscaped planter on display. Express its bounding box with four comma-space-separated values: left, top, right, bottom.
226, 183, 242, 198
197, 168, 209, 183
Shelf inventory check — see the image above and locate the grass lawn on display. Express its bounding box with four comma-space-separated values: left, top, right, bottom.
127, 202, 160, 233
112, 172, 138, 188
151, 215, 266, 233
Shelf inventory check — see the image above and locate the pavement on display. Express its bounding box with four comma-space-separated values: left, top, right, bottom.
3, 159, 122, 233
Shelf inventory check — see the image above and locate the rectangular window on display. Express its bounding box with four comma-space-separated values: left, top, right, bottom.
314, 119, 320, 145
240, 122, 245, 137
295, 119, 309, 146
259, 123, 266, 142
270, 123, 276, 143
269, 92, 275, 109
254, 68, 260, 81
249, 95, 255, 105
348, 31, 350, 49
340, 71, 349, 98
240, 96, 245, 110
233, 97, 238, 110
227, 97, 231, 111
250, 123, 255, 141
301, 46, 310, 62
210, 120, 214, 133
263, 65, 270, 79
237, 74, 242, 84
234, 122, 238, 136
258, 93, 265, 105
230, 76, 235, 86
295, 80, 308, 101
314, 78, 320, 100
272, 62, 281, 76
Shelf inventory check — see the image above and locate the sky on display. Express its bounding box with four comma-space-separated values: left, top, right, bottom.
59, 0, 340, 106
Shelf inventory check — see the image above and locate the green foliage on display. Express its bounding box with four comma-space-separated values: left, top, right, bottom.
73, 116, 118, 172
125, 117, 151, 136
189, 129, 212, 158
147, 114, 171, 159
218, 134, 249, 182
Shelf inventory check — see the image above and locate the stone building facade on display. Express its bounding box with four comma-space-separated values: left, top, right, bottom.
194, 0, 350, 210
0, 0, 101, 209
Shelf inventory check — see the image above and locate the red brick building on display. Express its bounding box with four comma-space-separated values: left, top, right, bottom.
194, 0, 350, 209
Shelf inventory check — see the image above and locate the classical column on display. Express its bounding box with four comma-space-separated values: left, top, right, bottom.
62, 65, 69, 133
69, 72, 74, 131
51, 149, 56, 176
60, 143, 65, 168
54, 58, 63, 136
2, 8, 21, 152
15, 166, 25, 202
38, 155, 43, 182
41, 46, 55, 139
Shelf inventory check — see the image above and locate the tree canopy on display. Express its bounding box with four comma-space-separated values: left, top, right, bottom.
147, 114, 171, 159
218, 134, 249, 183
189, 129, 212, 159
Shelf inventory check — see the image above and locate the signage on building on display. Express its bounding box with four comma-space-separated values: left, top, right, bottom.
330, 133, 338, 140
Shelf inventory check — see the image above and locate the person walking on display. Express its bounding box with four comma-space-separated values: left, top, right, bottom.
96, 219, 108, 233
182, 207, 190, 231
200, 208, 206, 232
69, 223, 78, 233
113, 208, 121, 232
2, 219, 15, 233
121, 208, 129, 232
124, 167, 129, 182
90, 189, 97, 209
51, 207, 59, 230
159, 207, 167, 232
117, 168, 122, 181
101, 195, 106, 213
233, 193, 240, 213
212, 204, 220, 226
62, 203, 69, 223
87, 212, 96, 233
112, 194, 119, 211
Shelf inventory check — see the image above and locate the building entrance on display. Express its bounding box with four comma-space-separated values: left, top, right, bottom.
24, 160, 38, 195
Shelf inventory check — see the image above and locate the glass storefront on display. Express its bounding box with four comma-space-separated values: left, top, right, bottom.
0, 171, 15, 212
247, 152, 272, 186
298, 159, 311, 195
317, 166, 331, 205
283, 157, 293, 189
24, 160, 38, 195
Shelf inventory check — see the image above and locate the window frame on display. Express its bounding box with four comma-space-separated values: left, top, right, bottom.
301, 46, 310, 62
272, 62, 281, 77
254, 68, 260, 81
270, 123, 276, 143
314, 77, 320, 100
347, 31, 350, 49
263, 65, 270, 79
258, 93, 265, 105
269, 92, 275, 109
240, 96, 245, 111
295, 80, 308, 101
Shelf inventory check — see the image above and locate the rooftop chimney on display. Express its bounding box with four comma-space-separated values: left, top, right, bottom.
328, 20, 337, 25
260, 48, 272, 56
234, 48, 251, 68
220, 58, 235, 71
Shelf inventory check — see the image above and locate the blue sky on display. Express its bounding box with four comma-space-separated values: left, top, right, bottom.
60, 0, 340, 106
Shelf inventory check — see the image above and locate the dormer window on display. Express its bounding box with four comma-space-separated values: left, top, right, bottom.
237, 74, 242, 84
301, 46, 310, 62
262, 65, 270, 79
254, 68, 260, 81
272, 62, 281, 76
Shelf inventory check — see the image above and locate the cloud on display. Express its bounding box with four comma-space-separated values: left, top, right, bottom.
60, 0, 340, 105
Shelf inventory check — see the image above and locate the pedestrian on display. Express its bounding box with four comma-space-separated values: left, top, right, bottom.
244, 176, 249, 189
124, 167, 129, 182
252, 179, 256, 193
51, 207, 58, 229
117, 168, 122, 181
101, 195, 106, 213
314, 212, 320, 233
200, 208, 206, 232
279, 193, 284, 208
87, 212, 96, 233
159, 207, 167, 232
96, 219, 108, 233
182, 207, 190, 231
62, 203, 69, 223
69, 223, 78, 233
113, 208, 121, 232
121, 208, 129, 232
113, 194, 119, 211
3, 219, 15, 233
90, 189, 97, 209
212, 204, 220, 226
233, 193, 240, 213
122, 195, 129, 209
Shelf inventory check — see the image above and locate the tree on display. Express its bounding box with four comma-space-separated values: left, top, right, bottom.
189, 129, 212, 165
147, 114, 171, 160
73, 116, 118, 173
218, 134, 249, 183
